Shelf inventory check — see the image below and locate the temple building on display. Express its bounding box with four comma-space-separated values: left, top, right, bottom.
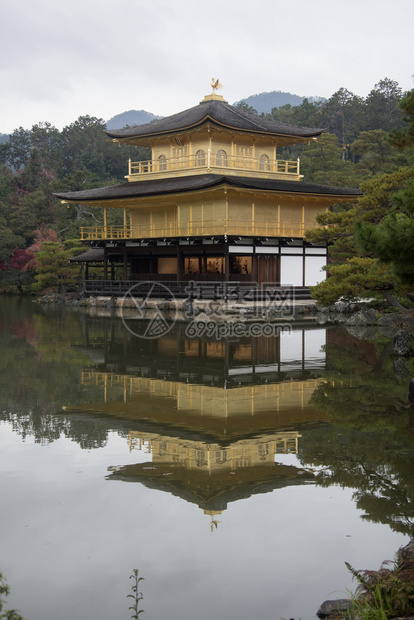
56, 84, 361, 297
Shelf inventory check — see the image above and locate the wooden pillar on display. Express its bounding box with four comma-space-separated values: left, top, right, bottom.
203, 254, 207, 281
224, 247, 229, 282
302, 246, 306, 287
301, 205, 305, 237
124, 207, 128, 237
123, 330, 128, 372
176, 246, 181, 284
253, 253, 258, 285
123, 247, 127, 280
103, 207, 108, 238
103, 250, 108, 280
276, 249, 281, 286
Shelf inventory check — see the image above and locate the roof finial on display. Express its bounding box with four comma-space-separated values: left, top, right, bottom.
211, 78, 223, 93
203, 510, 223, 532
201, 79, 226, 103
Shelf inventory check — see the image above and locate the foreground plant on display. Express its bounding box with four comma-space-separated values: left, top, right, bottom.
0, 573, 26, 620
346, 543, 414, 619
127, 569, 144, 619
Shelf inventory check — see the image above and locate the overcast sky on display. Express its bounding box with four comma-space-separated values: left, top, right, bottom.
1, 0, 413, 134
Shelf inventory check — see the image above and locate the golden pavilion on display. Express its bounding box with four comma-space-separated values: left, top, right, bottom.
56, 84, 360, 297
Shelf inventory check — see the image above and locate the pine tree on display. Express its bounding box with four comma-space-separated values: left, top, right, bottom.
355, 89, 414, 286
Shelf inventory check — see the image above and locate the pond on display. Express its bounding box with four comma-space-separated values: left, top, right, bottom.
0, 297, 413, 620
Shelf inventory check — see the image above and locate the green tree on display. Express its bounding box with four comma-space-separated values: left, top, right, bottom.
350, 129, 408, 177
288, 97, 322, 128
355, 89, 414, 287
269, 103, 295, 124
59, 115, 148, 181
0, 213, 25, 263
307, 167, 414, 304
309, 257, 394, 306
320, 88, 365, 147
390, 89, 414, 152
307, 85, 414, 306
32, 239, 84, 294
356, 176, 414, 284
270, 98, 322, 129
364, 78, 404, 132
234, 101, 258, 114
300, 132, 358, 186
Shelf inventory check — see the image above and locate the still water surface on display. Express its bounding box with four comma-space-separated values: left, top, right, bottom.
0, 297, 413, 620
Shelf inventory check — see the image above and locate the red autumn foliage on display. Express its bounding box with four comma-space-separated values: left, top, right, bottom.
9, 249, 35, 271
3, 228, 62, 272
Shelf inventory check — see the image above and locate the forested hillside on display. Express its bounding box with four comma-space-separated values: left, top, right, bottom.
233, 90, 325, 114
106, 109, 160, 130
0, 77, 412, 300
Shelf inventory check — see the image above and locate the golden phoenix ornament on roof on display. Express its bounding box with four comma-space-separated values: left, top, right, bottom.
211, 78, 223, 92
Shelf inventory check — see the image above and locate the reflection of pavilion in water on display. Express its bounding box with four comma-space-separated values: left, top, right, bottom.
81, 370, 325, 438
73, 325, 327, 524
85, 320, 327, 386
107, 429, 315, 528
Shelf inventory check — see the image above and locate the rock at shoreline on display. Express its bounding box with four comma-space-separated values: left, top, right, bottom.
378, 313, 414, 337
393, 330, 414, 356
346, 308, 380, 327
40, 293, 65, 304
316, 599, 353, 619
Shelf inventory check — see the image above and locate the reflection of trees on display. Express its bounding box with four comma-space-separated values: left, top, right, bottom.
300, 426, 414, 536
0, 299, 119, 448
3, 300, 414, 537
301, 329, 414, 537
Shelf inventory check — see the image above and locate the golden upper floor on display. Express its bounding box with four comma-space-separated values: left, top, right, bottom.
106, 94, 323, 183
126, 149, 301, 182
55, 94, 362, 241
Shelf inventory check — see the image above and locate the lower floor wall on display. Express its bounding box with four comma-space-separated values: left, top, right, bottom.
85, 238, 327, 288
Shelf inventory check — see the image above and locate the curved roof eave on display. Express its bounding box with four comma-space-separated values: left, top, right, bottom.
105, 115, 323, 142
54, 174, 362, 205
105, 99, 324, 142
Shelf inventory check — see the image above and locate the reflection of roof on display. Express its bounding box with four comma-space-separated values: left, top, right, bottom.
69, 248, 105, 262
106, 461, 315, 511
64, 396, 327, 443
55, 173, 361, 203
104, 98, 324, 142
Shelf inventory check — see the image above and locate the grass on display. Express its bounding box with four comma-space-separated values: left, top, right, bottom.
346, 547, 414, 619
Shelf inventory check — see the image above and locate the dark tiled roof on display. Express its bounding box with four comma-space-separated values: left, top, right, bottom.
55, 174, 361, 203
105, 99, 324, 141
69, 248, 105, 262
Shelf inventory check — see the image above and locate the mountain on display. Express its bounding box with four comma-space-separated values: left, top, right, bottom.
106, 91, 326, 129
233, 91, 326, 114
0, 92, 325, 136
106, 109, 161, 130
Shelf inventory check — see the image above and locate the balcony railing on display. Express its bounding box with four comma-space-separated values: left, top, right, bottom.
127, 153, 300, 178
80, 220, 310, 241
